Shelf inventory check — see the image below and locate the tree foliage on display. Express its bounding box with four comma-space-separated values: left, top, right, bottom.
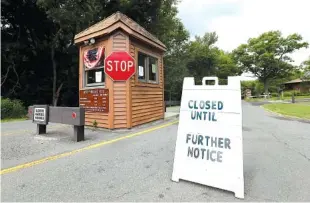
303, 56, 310, 69
233, 31, 308, 93
1, 0, 188, 105
186, 32, 241, 84
301, 56, 310, 80
2, 1, 309, 107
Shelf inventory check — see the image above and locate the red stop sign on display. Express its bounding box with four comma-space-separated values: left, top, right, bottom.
104, 51, 136, 81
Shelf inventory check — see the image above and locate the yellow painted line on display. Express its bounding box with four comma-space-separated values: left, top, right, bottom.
0, 120, 179, 175
1, 124, 67, 136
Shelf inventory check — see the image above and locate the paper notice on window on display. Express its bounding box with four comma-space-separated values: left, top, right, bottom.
139, 66, 144, 76
152, 64, 157, 73
95, 71, 102, 82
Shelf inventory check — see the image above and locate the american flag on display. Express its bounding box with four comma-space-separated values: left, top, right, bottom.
83, 46, 104, 69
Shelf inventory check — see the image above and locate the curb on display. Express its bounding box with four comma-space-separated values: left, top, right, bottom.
164, 113, 180, 120
85, 114, 180, 133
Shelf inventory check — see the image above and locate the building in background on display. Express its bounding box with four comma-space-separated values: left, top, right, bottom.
283, 78, 310, 92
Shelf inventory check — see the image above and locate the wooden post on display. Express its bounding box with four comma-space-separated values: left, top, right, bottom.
292, 92, 295, 103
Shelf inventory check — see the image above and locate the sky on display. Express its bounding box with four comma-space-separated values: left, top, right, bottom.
177, 0, 310, 81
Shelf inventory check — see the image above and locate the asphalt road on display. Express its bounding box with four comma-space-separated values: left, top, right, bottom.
1, 102, 310, 201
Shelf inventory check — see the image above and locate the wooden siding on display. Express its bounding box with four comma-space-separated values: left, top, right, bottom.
113, 81, 127, 128
130, 42, 164, 127
130, 43, 136, 88
80, 39, 109, 128
112, 32, 127, 51
111, 31, 129, 129
79, 32, 164, 129
85, 112, 109, 128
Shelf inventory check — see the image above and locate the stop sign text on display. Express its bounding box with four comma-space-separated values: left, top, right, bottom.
106, 60, 134, 72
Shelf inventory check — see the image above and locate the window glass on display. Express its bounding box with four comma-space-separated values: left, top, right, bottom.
148, 56, 158, 82
137, 51, 159, 84
86, 69, 105, 85
84, 46, 105, 87
138, 52, 147, 81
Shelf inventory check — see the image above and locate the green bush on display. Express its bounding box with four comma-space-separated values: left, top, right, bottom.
254, 82, 264, 96
283, 91, 293, 97
282, 90, 310, 97
268, 85, 279, 94
296, 92, 310, 96
241, 80, 265, 96
1, 97, 27, 119
271, 93, 278, 97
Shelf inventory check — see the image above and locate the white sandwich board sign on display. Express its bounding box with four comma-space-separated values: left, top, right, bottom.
171, 76, 244, 199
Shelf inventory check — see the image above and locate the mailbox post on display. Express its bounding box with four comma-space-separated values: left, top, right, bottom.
32, 105, 49, 135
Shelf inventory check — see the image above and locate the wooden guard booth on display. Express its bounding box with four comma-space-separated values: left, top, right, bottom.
74, 12, 167, 129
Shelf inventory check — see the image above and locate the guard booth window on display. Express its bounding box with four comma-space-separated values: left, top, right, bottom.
138, 52, 147, 81
138, 51, 158, 83
84, 46, 105, 87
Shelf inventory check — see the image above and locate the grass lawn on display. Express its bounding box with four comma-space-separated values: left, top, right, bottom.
1, 117, 28, 123
245, 95, 310, 102
263, 103, 310, 119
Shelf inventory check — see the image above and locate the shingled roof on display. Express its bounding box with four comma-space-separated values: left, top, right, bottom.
74, 12, 166, 51
284, 78, 310, 84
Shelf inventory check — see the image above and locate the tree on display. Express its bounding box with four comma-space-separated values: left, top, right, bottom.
300, 56, 310, 93
164, 41, 189, 102
1, 0, 56, 105
1, 0, 190, 106
241, 80, 264, 96
186, 32, 220, 81
233, 31, 309, 94
36, 0, 110, 106
148, 0, 190, 101
302, 56, 310, 69
301, 56, 310, 79
215, 50, 242, 82
186, 32, 241, 84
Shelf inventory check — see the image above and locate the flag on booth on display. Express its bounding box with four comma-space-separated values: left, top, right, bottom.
83, 46, 104, 69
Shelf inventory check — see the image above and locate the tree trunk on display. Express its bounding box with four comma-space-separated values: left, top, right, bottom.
263, 79, 269, 98
51, 47, 57, 106
169, 90, 172, 107
53, 83, 63, 106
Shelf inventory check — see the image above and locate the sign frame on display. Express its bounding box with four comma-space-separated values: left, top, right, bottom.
79, 88, 109, 113
171, 76, 244, 199
32, 105, 49, 125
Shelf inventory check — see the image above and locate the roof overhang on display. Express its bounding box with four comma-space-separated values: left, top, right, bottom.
283, 79, 310, 84
74, 21, 166, 52
74, 12, 167, 52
